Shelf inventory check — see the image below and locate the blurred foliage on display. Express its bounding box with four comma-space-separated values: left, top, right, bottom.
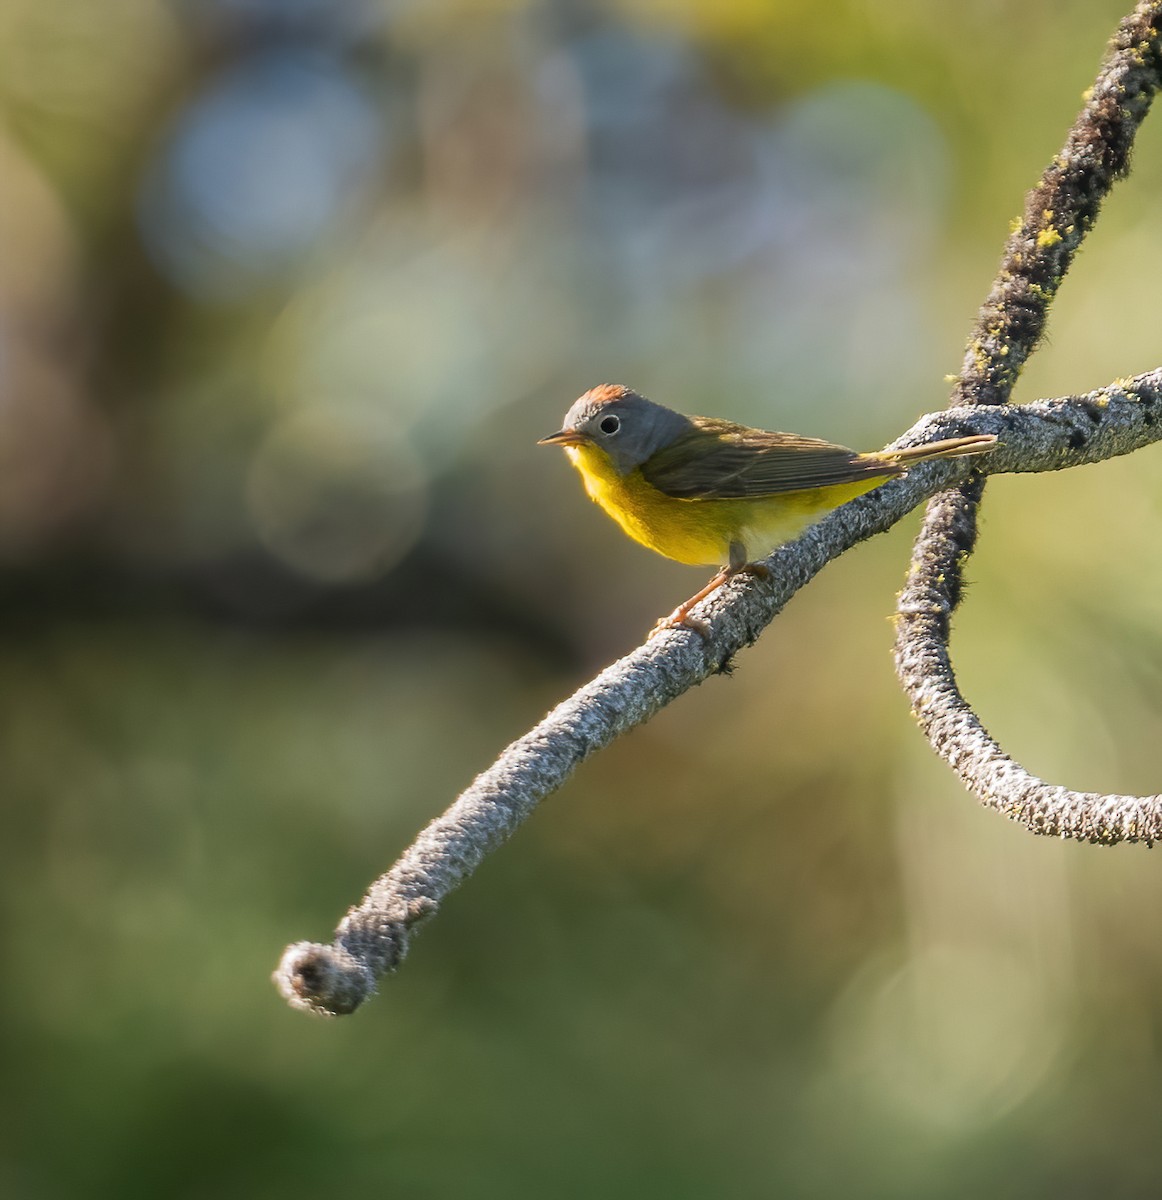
2, 0, 1162, 1196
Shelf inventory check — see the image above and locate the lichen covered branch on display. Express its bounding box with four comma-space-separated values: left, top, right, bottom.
896, 0, 1162, 836
277, 370, 1162, 1015
897, 473, 1162, 845
277, 2, 1162, 1016
951, 0, 1162, 408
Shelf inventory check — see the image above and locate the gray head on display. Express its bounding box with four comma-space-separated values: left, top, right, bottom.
538, 384, 692, 475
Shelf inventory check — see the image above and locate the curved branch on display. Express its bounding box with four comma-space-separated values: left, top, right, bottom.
275, 369, 1162, 1015
897, 1, 1162, 834
896, 475, 1162, 845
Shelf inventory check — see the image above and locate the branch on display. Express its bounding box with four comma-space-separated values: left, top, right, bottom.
275, 369, 1162, 1015
896, 1, 1162, 831
897, 471, 1162, 846
950, 0, 1162, 408
275, 1, 1162, 1016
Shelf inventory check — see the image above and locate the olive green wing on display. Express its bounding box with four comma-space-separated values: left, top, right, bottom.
640, 418, 898, 500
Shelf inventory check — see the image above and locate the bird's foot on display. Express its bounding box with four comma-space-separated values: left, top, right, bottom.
647, 561, 770, 641
649, 611, 713, 640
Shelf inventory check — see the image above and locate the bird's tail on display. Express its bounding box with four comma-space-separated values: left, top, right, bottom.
876, 434, 997, 467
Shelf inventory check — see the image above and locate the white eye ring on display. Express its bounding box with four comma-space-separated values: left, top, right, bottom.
598, 414, 620, 435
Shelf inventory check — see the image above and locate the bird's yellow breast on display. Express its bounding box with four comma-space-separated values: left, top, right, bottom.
565, 442, 883, 566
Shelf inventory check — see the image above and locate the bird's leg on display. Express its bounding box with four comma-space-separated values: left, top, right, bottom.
649, 569, 731, 639
649, 542, 770, 639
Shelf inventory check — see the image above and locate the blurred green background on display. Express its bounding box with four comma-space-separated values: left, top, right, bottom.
3, 0, 1162, 1196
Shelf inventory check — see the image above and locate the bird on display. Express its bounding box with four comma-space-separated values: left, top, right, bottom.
539, 383, 996, 635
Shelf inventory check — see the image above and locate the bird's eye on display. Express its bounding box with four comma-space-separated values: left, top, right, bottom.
599, 415, 620, 435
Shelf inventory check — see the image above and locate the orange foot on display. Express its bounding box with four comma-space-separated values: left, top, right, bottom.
648, 562, 771, 641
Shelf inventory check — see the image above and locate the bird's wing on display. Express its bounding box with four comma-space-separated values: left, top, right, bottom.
640, 418, 898, 500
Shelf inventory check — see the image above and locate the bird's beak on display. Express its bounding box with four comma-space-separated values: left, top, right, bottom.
537, 429, 588, 447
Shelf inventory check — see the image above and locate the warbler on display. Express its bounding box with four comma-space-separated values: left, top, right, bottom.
539, 384, 996, 634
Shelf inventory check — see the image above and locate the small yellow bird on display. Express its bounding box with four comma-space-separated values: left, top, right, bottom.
540, 384, 996, 634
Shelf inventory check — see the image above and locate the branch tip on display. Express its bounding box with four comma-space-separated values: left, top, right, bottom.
273, 941, 378, 1017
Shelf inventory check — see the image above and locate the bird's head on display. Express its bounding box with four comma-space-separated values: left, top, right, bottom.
538, 384, 691, 475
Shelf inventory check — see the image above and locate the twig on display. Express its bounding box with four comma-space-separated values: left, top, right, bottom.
896, 1, 1162, 830
275, 370, 1162, 1015
951, 1, 1162, 407
897, 469, 1162, 845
